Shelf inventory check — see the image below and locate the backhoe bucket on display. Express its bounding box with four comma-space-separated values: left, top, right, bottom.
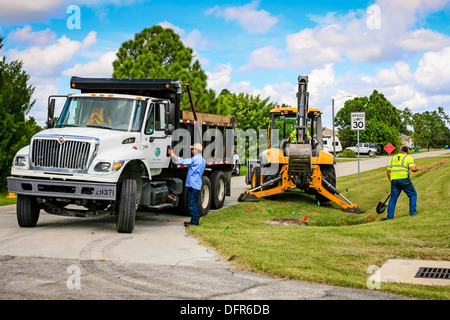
238, 192, 260, 202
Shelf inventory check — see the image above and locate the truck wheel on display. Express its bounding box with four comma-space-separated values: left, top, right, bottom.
17, 194, 40, 227
210, 171, 227, 209
175, 186, 190, 216
116, 179, 137, 233
369, 151, 376, 157
233, 163, 240, 176
251, 167, 261, 189
198, 176, 211, 216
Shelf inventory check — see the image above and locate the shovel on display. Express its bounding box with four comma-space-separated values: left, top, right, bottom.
376, 193, 391, 214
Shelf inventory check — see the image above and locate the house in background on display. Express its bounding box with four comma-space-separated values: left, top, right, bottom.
400, 134, 414, 147
323, 128, 338, 137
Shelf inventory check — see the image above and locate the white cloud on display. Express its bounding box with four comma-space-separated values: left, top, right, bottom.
239, 46, 286, 71
286, 28, 342, 68
0, 0, 64, 23
158, 21, 186, 37
307, 10, 364, 27
7, 31, 97, 77
400, 29, 450, 51
205, 63, 232, 91
415, 46, 450, 94
0, 0, 146, 24
7, 25, 57, 46
30, 83, 60, 124
62, 51, 116, 77
227, 80, 296, 107
399, 91, 429, 110
330, 46, 450, 111
241, 0, 450, 72
206, 0, 278, 34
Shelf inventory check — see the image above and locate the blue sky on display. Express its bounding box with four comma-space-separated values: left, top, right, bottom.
0, 0, 449, 129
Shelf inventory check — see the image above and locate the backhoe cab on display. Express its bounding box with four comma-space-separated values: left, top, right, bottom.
238, 76, 361, 214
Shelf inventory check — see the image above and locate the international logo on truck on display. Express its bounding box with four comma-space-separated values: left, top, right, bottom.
58, 136, 65, 144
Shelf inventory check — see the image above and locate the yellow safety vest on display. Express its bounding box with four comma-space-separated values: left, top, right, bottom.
289, 129, 297, 143
289, 128, 310, 144
388, 153, 415, 180
87, 108, 111, 125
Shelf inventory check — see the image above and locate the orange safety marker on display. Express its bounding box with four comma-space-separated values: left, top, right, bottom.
7, 192, 17, 199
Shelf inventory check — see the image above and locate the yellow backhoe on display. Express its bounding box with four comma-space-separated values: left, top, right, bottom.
238, 75, 361, 214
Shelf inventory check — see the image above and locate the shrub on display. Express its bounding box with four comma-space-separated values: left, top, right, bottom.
341, 149, 357, 158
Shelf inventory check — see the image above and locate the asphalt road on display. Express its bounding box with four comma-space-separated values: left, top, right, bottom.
2, 150, 446, 301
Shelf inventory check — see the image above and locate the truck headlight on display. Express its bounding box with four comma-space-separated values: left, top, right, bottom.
95, 162, 111, 172
14, 156, 28, 167
94, 161, 123, 173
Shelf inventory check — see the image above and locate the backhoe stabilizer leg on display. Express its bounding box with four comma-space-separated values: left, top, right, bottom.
315, 183, 362, 214
238, 175, 294, 202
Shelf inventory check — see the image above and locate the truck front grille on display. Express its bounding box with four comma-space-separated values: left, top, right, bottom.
31, 138, 91, 170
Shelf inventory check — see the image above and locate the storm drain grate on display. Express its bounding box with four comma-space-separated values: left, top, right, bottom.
415, 267, 450, 279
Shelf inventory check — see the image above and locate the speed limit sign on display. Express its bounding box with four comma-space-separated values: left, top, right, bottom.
351, 112, 365, 131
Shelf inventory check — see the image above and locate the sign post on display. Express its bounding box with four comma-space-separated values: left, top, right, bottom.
351, 112, 366, 185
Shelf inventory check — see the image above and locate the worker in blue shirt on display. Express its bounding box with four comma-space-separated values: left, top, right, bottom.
168, 143, 206, 226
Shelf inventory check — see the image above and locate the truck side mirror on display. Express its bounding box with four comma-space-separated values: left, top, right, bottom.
165, 124, 175, 135
47, 99, 55, 128
165, 103, 176, 126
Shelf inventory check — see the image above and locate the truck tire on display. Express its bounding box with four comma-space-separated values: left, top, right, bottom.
116, 179, 137, 233
233, 162, 240, 176
17, 194, 40, 227
369, 150, 376, 157
251, 166, 279, 200
210, 171, 227, 209
251, 166, 261, 189
175, 186, 189, 215
198, 176, 211, 216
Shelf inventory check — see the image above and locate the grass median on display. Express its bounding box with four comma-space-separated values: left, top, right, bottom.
189, 156, 450, 300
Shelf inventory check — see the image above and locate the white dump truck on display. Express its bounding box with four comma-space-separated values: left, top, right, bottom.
8, 77, 235, 233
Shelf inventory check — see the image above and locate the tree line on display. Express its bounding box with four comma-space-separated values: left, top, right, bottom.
335, 90, 449, 151
1, 26, 449, 190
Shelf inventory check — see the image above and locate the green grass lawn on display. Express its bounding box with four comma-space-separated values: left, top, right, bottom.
0, 191, 17, 206
190, 156, 450, 300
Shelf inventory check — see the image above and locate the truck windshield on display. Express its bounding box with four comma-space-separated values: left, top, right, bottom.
56, 97, 145, 132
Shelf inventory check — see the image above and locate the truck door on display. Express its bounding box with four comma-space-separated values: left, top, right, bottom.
142, 102, 171, 170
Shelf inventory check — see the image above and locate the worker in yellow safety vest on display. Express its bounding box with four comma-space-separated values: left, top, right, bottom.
386, 145, 422, 220
86, 107, 112, 126
287, 127, 311, 144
